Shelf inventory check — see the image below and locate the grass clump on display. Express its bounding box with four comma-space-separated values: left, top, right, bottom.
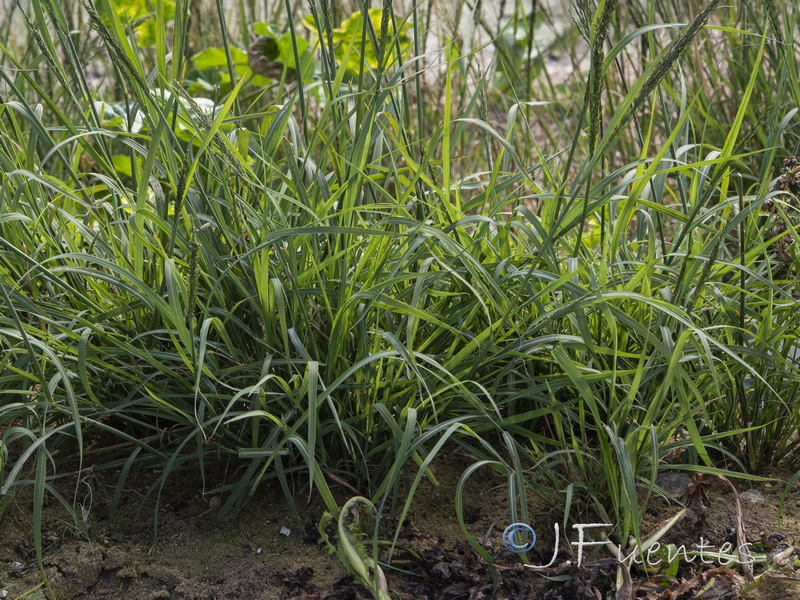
2, 0, 800, 596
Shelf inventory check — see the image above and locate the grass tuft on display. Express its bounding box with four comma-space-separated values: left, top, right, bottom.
2, 0, 800, 597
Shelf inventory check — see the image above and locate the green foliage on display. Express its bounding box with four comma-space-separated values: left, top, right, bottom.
192, 46, 248, 71
253, 22, 315, 76
115, 0, 176, 46
190, 24, 315, 89
1, 1, 800, 597
303, 8, 411, 73
491, 7, 545, 90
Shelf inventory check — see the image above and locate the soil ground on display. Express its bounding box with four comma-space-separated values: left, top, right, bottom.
2, 450, 800, 599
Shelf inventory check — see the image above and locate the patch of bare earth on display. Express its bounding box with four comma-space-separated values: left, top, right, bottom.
2, 453, 800, 599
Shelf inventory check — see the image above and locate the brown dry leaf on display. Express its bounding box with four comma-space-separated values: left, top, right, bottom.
648, 567, 745, 600
615, 562, 633, 600
696, 570, 746, 599
759, 571, 800, 584
711, 474, 753, 582
767, 544, 795, 567
686, 473, 707, 526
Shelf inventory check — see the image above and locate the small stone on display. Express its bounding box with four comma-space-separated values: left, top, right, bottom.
657, 472, 693, 496
739, 489, 764, 503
